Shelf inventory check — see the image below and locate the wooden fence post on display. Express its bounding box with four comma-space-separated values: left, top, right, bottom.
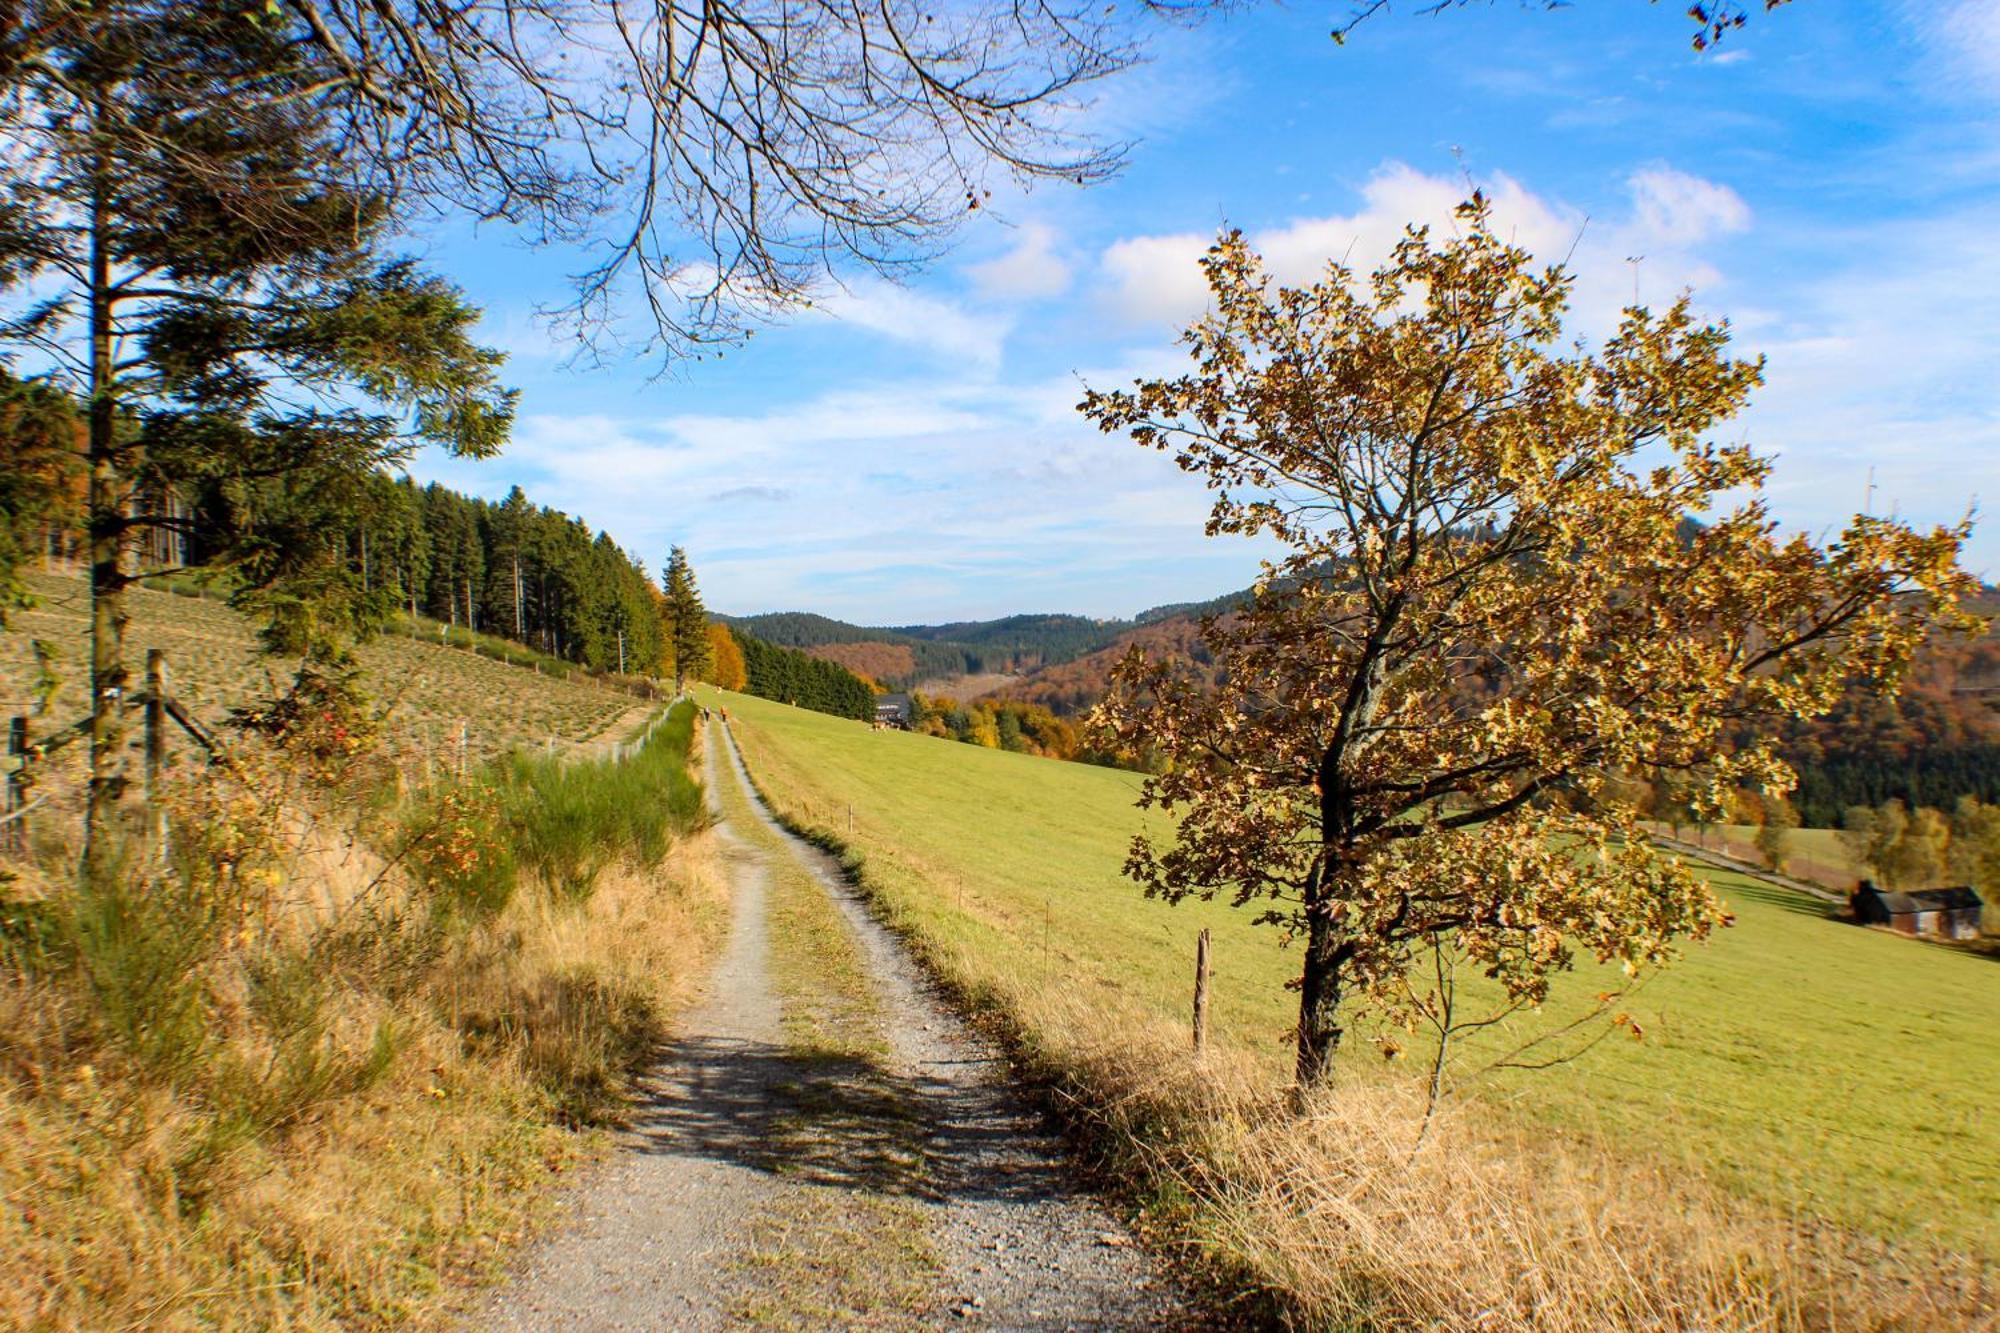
4, 715, 29, 855
145, 650, 166, 795
1192, 927, 1212, 1054
145, 650, 169, 856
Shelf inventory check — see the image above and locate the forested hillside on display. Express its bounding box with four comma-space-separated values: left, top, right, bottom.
993, 613, 1220, 716
0, 374, 673, 680
986, 584, 2000, 831
350, 478, 668, 674
1776, 597, 2000, 824
723, 611, 971, 681
725, 588, 1254, 687
891, 613, 1125, 667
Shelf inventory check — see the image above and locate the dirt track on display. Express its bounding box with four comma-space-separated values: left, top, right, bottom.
478, 719, 1189, 1329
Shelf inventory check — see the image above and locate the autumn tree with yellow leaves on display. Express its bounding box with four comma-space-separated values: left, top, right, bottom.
1084, 197, 1977, 1089
703, 620, 749, 692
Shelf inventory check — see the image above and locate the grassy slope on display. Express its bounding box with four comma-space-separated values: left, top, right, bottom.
0, 571, 643, 771
709, 687, 2000, 1261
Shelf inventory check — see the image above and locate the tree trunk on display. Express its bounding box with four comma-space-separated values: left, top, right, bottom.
1296, 733, 1371, 1089
84, 130, 128, 882
1294, 881, 1348, 1086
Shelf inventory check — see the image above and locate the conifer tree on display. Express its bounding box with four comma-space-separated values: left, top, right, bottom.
1, 4, 513, 872
663, 547, 709, 693
0, 368, 81, 624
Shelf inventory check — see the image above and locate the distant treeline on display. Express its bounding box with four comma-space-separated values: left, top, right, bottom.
1791, 751, 2000, 834
726, 590, 1254, 687
892, 613, 1132, 671
728, 611, 975, 681
731, 627, 876, 721
5, 378, 676, 677
1771, 638, 2000, 827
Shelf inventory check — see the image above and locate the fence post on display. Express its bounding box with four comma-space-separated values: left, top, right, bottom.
145, 650, 167, 795
145, 650, 170, 856
4, 715, 28, 855
1192, 927, 1212, 1055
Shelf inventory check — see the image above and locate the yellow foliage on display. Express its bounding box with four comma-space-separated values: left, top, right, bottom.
1083, 194, 1979, 1084
702, 619, 747, 691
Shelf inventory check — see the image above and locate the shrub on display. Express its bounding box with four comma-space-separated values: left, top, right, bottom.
402, 781, 520, 921
494, 699, 706, 903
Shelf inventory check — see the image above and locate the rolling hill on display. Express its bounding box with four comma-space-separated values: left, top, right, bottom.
722, 585, 1253, 693
0, 569, 650, 787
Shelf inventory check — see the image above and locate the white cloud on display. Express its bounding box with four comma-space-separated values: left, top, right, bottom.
1929, 0, 2000, 95
411, 366, 1277, 622
1094, 161, 1748, 335
967, 222, 1074, 302
1258, 164, 1582, 282
812, 279, 1011, 372
1629, 167, 1751, 246
1734, 209, 2000, 574
1099, 231, 1213, 327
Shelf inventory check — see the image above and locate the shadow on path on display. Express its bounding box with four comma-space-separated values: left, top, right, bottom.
624, 1033, 1088, 1211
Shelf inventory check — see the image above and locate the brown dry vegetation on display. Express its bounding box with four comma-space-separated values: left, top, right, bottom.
1055, 1012, 1992, 1330
804, 640, 917, 685
993, 614, 1215, 716
0, 665, 721, 1323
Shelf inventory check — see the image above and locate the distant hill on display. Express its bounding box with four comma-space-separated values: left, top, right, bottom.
1003, 582, 2000, 827
738, 577, 2000, 822
990, 614, 1221, 716
723, 585, 1253, 688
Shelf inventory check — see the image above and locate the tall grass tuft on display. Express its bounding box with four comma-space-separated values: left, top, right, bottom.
499, 700, 706, 902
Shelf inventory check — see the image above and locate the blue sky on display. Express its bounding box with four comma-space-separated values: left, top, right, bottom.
408, 0, 2000, 623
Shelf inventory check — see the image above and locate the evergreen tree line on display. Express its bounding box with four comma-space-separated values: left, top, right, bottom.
1786, 745, 2000, 830
731, 628, 876, 721
350, 478, 671, 676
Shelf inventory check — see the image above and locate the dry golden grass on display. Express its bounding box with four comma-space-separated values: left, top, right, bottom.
0, 569, 646, 793
0, 710, 725, 1328
948, 989, 1996, 1331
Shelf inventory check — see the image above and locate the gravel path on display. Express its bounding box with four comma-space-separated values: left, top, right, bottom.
478, 724, 789, 1330
477, 720, 1192, 1329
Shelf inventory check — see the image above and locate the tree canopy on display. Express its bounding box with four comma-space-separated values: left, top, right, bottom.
1, 0, 1147, 358
1084, 196, 1978, 1087
1334, 0, 1795, 51
663, 547, 710, 692
731, 627, 876, 721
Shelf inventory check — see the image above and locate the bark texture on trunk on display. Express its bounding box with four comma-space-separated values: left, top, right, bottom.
84, 138, 127, 883
1294, 903, 1348, 1086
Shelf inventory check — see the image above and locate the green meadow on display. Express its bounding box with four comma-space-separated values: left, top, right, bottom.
707, 687, 2000, 1261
